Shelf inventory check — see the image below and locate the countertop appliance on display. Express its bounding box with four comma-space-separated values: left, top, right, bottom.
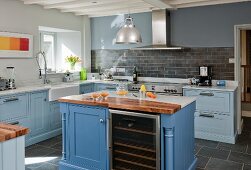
198, 66, 212, 86
128, 82, 185, 96
0, 78, 8, 91
6, 67, 16, 89
63, 72, 74, 82
110, 109, 160, 170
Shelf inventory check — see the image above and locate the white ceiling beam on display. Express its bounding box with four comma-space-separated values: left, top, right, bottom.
176, 0, 251, 8
61, 0, 143, 12
82, 7, 157, 17
68, 2, 153, 14
22, 0, 75, 5
142, 0, 175, 9
44, 0, 129, 9
168, 0, 212, 5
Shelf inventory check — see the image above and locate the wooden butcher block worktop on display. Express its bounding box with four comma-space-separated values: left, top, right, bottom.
58, 94, 183, 114
0, 123, 29, 142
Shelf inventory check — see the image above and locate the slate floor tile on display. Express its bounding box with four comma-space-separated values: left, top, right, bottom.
228, 151, 251, 165
197, 147, 230, 160
247, 145, 251, 154
196, 155, 210, 169
244, 164, 251, 170
45, 150, 62, 165
195, 145, 202, 154
217, 142, 247, 153
36, 137, 61, 148
25, 145, 56, 157
205, 158, 243, 170
35, 163, 58, 170
51, 142, 62, 151
195, 139, 219, 148
25, 162, 44, 169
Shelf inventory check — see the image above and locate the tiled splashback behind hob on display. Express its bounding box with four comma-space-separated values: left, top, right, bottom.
91, 48, 234, 80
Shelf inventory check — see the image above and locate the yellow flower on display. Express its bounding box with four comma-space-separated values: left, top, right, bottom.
65, 55, 81, 64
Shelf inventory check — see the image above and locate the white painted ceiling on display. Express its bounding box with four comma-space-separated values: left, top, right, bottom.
20, 0, 251, 17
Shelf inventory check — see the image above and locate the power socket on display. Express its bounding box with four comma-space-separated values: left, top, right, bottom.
116, 68, 126, 73
229, 58, 235, 63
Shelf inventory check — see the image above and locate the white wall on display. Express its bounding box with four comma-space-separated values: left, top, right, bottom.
0, 0, 83, 86
56, 32, 82, 72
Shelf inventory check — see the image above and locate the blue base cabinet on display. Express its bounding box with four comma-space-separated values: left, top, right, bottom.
183, 88, 237, 144
27, 91, 62, 146
94, 83, 117, 91
50, 101, 62, 130
80, 83, 94, 94
60, 104, 109, 170
161, 102, 197, 170
59, 102, 196, 170
30, 91, 49, 137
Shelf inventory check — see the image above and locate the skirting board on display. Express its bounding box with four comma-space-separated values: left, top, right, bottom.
26, 128, 62, 147
195, 131, 237, 144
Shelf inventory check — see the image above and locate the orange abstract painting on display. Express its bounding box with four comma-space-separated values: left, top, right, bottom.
0, 36, 29, 51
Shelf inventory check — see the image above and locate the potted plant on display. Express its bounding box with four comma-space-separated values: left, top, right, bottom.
65, 55, 81, 70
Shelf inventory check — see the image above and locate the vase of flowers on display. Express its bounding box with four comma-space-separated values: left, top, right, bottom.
65, 55, 81, 70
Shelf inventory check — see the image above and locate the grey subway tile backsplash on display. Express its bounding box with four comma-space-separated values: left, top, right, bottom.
91, 48, 234, 80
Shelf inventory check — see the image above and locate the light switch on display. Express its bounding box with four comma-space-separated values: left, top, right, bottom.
229, 58, 235, 63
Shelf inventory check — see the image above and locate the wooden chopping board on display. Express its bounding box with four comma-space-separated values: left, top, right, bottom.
0, 123, 29, 142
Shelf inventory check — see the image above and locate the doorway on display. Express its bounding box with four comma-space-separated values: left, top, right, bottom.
235, 24, 251, 134
240, 30, 251, 117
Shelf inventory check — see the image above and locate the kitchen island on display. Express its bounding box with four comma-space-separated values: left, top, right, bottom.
58, 92, 197, 170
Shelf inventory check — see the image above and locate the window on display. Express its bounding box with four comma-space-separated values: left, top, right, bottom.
39, 27, 82, 73
40, 32, 56, 72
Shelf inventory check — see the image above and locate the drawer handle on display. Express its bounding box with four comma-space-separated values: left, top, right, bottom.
106, 87, 116, 90
199, 92, 214, 96
199, 114, 214, 118
3, 98, 19, 103
9, 121, 19, 125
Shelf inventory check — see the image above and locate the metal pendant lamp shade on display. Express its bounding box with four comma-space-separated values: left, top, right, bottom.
116, 16, 142, 44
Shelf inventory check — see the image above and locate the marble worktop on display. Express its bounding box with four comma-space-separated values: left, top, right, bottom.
183, 85, 238, 92
0, 80, 129, 97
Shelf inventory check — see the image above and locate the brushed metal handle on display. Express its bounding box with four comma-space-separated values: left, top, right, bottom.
199, 114, 214, 118
199, 92, 214, 96
3, 98, 19, 103
100, 119, 104, 123
9, 121, 19, 125
106, 87, 116, 90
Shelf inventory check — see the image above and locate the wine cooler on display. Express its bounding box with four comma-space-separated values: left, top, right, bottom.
110, 109, 160, 170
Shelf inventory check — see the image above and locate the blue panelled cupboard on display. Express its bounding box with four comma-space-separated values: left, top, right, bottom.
59, 101, 197, 170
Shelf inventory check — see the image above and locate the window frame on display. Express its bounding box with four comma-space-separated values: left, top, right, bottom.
39, 31, 57, 73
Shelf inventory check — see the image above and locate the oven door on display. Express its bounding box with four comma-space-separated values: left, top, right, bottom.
110, 109, 160, 170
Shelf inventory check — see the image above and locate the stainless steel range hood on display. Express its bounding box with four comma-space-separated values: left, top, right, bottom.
133, 10, 184, 50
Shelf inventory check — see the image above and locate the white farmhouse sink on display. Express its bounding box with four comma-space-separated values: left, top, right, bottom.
48, 84, 79, 101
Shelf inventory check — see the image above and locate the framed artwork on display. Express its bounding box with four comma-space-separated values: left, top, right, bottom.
0, 32, 33, 58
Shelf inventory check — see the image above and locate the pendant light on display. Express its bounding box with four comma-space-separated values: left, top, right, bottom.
115, 15, 142, 44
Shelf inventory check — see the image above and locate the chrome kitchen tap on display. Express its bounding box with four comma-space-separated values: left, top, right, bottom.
35, 51, 50, 84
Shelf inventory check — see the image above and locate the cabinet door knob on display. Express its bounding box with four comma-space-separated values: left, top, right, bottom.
100, 119, 104, 123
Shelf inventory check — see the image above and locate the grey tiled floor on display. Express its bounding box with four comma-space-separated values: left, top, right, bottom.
196, 117, 251, 170
25, 135, 62, 170
25, 117, 251, 170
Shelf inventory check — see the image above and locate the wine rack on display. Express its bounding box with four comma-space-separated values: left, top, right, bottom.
111, 111, 160, 170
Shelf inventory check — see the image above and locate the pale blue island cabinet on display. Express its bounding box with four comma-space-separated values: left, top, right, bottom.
59, 98, 197, 170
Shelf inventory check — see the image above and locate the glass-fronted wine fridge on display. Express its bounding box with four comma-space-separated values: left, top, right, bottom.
110, 109, 160, 170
